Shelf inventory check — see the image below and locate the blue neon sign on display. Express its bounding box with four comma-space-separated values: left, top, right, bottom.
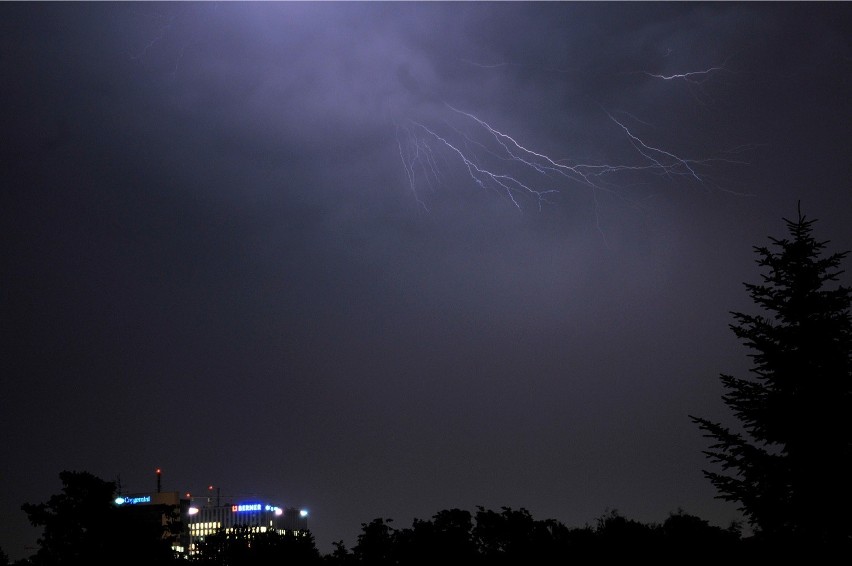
115, 495, 151, 505
232, 503, 262, 512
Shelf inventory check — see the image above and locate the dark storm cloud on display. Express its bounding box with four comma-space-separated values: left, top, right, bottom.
2, 2, 851, 561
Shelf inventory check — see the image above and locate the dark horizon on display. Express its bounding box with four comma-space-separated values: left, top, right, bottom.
2, 2, 851, 561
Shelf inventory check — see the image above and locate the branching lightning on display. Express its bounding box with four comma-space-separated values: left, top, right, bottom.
398, 55, 751, 220
396, 101, 743, 214
120, 6, 750, 228
605, 111, 701, 182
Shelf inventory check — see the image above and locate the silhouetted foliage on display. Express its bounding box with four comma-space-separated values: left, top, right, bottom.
192, 525, 321, 566
352, 518, 396, 566
473, 506, 569, 565
390, 509, 478, 566
691, 207, 852, 548
20, 471, 179, 565
426, 509, 478, 563
660, 509, 741, 560
19, 474, 757, 563
323, 541, 356, 566
595, 509, 661, 558
324, 507, 743, 565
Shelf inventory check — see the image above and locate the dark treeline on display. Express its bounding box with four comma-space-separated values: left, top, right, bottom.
329, 507, 751, 565
0, 470, 790, 566
2, 470, 755, 566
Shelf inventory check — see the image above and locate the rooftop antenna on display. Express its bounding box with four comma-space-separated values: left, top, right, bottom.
209, 485, 220, 507
156, 468, 162, 493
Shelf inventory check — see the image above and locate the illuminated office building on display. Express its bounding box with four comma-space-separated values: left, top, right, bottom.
114, 470, 309, 558
188, 501, 310, 555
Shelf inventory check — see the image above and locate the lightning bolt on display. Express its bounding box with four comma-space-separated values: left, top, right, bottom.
637, 63, 732, 106
396, 101, 741, 215
641, 66, 727, 84
604, 111, 702, 182
398, 53, 753, 222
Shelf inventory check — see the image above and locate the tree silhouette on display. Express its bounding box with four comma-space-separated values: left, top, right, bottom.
594, 509, 661, 559
21, 470, 179, 565
473, 506, 558, 564
691, 206, 852, 547
21, 471, 116, 565
352, 518, 396, 566
660, 509, 740, 559
392, 509, 477, 566
326, 506, 745, 565
323, 540, 356, 566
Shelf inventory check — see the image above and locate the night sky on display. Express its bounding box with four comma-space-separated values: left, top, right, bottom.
2, 2, 851, 560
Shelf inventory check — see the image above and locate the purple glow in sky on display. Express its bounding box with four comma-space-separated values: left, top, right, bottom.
2, 2, 851, 560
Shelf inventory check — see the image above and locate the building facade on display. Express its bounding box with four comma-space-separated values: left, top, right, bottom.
115, 488, 309, 558
187, 500, 309, 555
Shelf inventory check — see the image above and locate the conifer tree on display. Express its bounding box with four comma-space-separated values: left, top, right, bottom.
691, 206, 852, 547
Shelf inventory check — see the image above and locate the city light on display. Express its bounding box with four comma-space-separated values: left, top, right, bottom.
114, 495, 151, 505
232, 503, 262, 512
